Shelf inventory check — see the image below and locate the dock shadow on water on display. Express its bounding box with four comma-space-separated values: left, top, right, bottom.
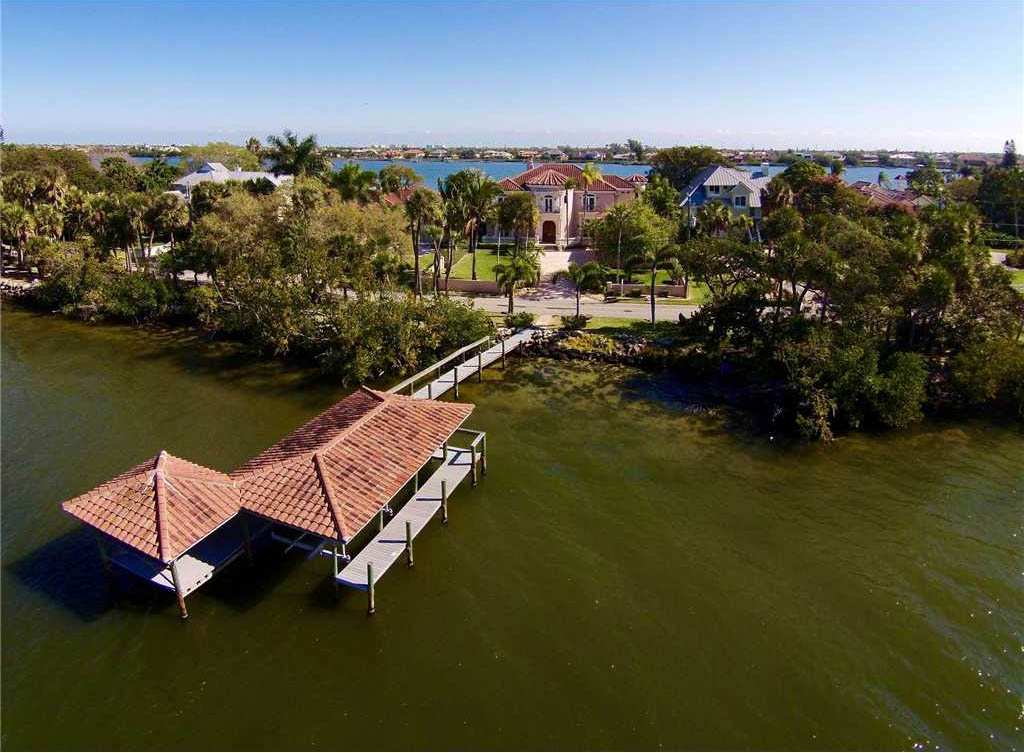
3, 307, 1023, 751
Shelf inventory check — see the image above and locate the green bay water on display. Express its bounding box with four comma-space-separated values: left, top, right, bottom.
2, 304, 1021, 750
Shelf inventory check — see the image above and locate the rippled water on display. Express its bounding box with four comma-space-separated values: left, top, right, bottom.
2, 305, 1021, 750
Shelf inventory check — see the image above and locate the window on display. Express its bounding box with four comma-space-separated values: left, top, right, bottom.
708, 185, 720, 194
584, 194, 597, 211
543, 196, 554, 213
734, 195, 747, 207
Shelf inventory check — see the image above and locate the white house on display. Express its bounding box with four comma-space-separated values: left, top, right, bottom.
171, 162, 291, 200
679, 165, 772, 220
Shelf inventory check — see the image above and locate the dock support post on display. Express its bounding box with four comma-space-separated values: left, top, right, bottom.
405, 521, 414, 568
442, 440, 448, 463
170, 559, 188, 620
241, 516, 255, 566
501, 338, 506, 368
477, 351, 483, 382
481, 434, 487, 477
471, 445, 478, 486
454, 369, 459, 398
427, 382, 432, 399
378, 508, 385, 533
414, 468, 419, 493
367, 563, 375, 615
441, 479, 448, 524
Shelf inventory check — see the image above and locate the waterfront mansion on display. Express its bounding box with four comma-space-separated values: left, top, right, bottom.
483, 163, 647, 248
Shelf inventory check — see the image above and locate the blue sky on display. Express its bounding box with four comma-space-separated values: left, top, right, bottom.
3, 0, 1022, 150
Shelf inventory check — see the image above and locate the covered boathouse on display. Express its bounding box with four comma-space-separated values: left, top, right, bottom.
60, 387, 481, 618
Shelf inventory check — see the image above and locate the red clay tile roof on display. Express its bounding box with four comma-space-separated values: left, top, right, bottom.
380, 187, 416, 207
625, 174, 649, 184
506, 163, 632, 193
233, 388, 473, 541
61, 451, 240, 562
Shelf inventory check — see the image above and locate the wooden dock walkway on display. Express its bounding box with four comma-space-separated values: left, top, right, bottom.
335, 444, 477, 595
388, 329, 535, 401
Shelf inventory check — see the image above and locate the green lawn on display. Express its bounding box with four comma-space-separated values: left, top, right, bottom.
607, 281, 710, 305
1010, 267, 1024, 285
450, 247, 505, 280
582, 317, 683, 338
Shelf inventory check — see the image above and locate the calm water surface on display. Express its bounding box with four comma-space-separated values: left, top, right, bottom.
2, 305, 1021, 750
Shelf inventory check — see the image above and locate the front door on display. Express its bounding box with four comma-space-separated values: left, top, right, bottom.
541, 220, 556, 244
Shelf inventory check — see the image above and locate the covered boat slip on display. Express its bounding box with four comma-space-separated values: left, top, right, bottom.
102, 515, 270, 597
336, 430, 484, 611
58, 330, 524, 618
389, 329, 535, 401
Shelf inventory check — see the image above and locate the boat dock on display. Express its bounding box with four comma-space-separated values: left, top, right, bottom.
60, 328, 533, 618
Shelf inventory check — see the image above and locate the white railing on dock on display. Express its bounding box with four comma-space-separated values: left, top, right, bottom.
388, 329, 534, 401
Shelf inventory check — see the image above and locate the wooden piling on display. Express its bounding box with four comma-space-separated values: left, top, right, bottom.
477, 351, 483, 382
441, 479, 448, 524
405, 521, 414, 568
378, 508, 385, 532
367, 563, 375, 615
471, 445, 478, 486
501, 338, 506, 368
427, 381, 433, 399
170, 559, 188, 620
481, 434, 487, 476
454, 368, 459, 398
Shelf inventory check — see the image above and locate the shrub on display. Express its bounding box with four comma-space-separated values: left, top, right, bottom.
627, 288, 643, 298
559, 314, 588, 330
504, 311, 536, 329
104, 273, 173, 323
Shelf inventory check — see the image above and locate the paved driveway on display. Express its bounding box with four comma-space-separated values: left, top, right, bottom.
538, 249, 595, 280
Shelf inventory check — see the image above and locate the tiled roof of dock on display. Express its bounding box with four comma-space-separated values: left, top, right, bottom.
61, 451, 240, 562
232, 388, 473, 541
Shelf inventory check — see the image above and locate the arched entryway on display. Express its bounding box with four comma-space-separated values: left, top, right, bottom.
541, 220, 556, 244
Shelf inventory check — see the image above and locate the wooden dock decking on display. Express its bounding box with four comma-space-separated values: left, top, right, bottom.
335, 445, 476, 590
388, 329, 535, 401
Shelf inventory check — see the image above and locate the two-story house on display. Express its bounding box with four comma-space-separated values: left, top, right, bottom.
679, 165, 772, 221
486, 163, 643, 248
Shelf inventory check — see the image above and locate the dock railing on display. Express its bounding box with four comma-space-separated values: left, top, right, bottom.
387, 334, 497, 397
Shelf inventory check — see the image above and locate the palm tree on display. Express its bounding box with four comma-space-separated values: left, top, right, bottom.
1, 202, 36, 268
763, 181, 794, 214
627, 242, 679, 323
438, 173, 469, 293
696, 200, 732, 236
494, 248, 540, 314
504, 192, 539, 253
33, 204, 64, 241
245, 136, 263, 155
404, 187, 440, 298
552, 261, 605, 317
461, 171, 502, 280
578, 162, 603, 247
562, 177, 577, 249
265, 130, 326, 177
3, 172, 38, 210
62, 186, 90, 240
601, 202, 635, 292
332, 162, 378, 203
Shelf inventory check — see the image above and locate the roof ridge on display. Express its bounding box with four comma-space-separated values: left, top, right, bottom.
152, 468, 172, 562
313, 452, 347, 540
317, 387, 388, 455
233, 387, 389, 479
